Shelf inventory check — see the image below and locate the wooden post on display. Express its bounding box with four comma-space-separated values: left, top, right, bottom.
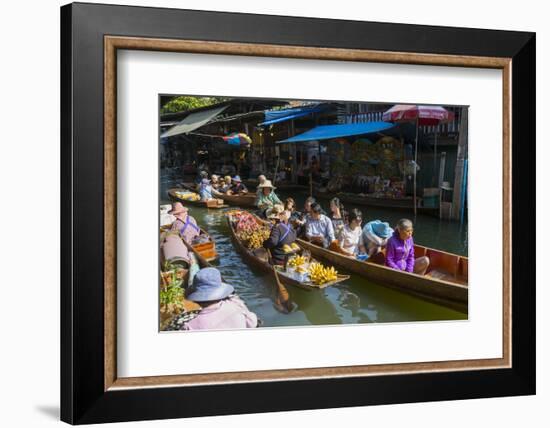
452, 107, 468, 220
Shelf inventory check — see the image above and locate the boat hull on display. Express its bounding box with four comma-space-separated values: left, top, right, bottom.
168, 188, 228, 209
226, 215, 349, 290
297, 238, 468, 312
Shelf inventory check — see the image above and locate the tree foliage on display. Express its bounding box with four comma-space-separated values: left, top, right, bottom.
161, 96, 227, 114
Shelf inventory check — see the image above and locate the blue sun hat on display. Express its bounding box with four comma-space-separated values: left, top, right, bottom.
185, 267, 234, 302
232, 175, 242, 183
364, 220, 394, 239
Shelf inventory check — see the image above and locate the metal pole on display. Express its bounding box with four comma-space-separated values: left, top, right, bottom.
433, 130, 438, 186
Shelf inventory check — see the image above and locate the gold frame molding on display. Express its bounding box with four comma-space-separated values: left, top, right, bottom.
104, 36, 512, 391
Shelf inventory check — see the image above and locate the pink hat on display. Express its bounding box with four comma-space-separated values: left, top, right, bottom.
168, 202, 188, 215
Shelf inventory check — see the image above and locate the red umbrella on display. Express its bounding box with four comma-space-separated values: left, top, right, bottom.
382, 105, 455, 215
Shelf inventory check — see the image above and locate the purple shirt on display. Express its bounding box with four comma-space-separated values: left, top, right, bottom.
183, 295, 258, 330
385, 231, 415, 273
170, 215, 200, 244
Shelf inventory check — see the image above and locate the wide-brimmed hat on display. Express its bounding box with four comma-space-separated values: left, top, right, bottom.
258, 179, 276, 189
232, 175, 242, 182
168, 201, 188, 215
266, 204, 284, 219
201, 178, 211, 184
185, 267, 234, 302
369, 220, 394, 239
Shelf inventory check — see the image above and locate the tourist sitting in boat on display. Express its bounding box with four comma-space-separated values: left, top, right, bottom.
263, 208, 297, 265
198, 178, 213, 201
168, 202, 201, 244
329, 197, 347, 240
210, 174, 221, 190
385, 218, 430, 275
194, 170, 208, 190
305, 202, 336, 248
255, 180, 282, 211
284, 197, 301, 225
227, 175, 248, 195
338, 208, 367, 256
217, 175, 232, 193
182, 267, 258, 330
362, 219, 394, 256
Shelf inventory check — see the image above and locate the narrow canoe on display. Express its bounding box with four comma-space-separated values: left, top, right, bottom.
168, 188, 228, 209
297, 238, 468, 312
226, 213, 349, 290
213, 190, 257, 208
181, 182, 257, 208
313, 189, 437, 213
160, 224, 219, 262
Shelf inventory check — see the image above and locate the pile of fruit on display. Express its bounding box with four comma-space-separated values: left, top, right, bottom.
283, 243, 301, 253
175, 191, 200, 201
230, 211, 271, 250
308, 262, 339, 285
287, 254, 307, 268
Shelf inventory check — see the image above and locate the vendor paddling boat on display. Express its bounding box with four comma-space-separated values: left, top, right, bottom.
297, 238, 468, 312
168, 188, 227, 209
181, 182, 257, 208
226, 210, 349, 291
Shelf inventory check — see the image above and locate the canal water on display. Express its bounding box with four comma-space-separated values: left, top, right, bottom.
161, 172, 468, 327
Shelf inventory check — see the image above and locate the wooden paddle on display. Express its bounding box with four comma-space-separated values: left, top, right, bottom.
266, 249, 293, 314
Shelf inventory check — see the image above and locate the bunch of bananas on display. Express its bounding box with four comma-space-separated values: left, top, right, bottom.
175, 191, 200, 201
282, 243, 301, 253
308, 263, 338, 285
287, 255, 307, 268
238, 227, 270, 249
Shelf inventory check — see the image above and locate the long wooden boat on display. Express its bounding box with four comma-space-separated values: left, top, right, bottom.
160, 224, 219, 263
297, 238, 468, 312
168, 188, 228, 209
226, 212, 349, 290
313, 189, 437, 213
181, 182, 257, 208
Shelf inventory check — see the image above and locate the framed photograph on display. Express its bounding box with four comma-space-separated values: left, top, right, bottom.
61, 2, 535, 424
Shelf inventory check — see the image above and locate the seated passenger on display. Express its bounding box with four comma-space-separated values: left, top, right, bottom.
183, 267, 258, 330
227, 175, 248, 195
362, 219, 394, 256
198, 178, 213, 201
255, 180, 282, 211
168, 202, 200, 244
385, 218, 430, 275
338, 208, 366, 256
218, 176, 232, 193
329, 197, 346, 240
210, 174, 221, 190
305, 202, 336, 248
263, 208, 297, 265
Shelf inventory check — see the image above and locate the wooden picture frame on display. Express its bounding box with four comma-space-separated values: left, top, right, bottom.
61, 2, 535, 424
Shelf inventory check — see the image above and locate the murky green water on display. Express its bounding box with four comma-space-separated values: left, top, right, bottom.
161, 172, 467, 327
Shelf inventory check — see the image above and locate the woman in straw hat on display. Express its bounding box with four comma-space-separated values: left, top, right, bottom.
255, 179, 282, 212
263, 207, 297, 265
182, 267, 258, 330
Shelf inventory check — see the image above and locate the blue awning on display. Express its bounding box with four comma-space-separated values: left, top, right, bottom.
258, 104, 328, 126
277, 121, 395, 143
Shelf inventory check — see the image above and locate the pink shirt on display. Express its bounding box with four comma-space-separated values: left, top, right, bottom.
183, 296, 258, 330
